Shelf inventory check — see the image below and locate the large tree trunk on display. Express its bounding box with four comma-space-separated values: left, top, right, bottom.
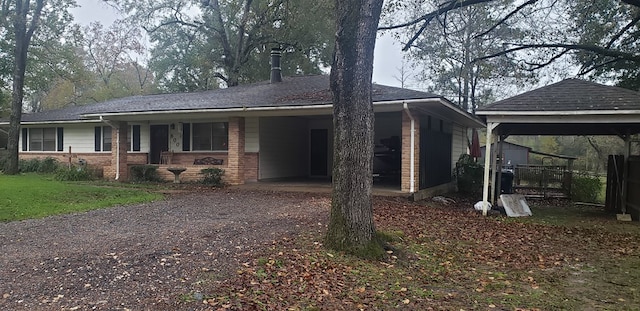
3, 0, 45, 174
325, 0, 384, 258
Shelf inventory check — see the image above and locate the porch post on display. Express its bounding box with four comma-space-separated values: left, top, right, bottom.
112, 121, 128, 181
622, 135, 631, 215
482, 122, 498, 216
494, 135, 505, 202
227, 117, 245, 185
401, 109, 420, 193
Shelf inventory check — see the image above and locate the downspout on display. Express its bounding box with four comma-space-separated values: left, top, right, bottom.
403, 103, 415, 193
100, 116, 120, 181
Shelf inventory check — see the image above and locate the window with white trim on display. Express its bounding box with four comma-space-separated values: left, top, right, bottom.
95, 125, 141, 152
22, 128, 64, 152
128, 125, 141, 152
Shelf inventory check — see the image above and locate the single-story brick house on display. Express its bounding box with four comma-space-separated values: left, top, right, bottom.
1, 62, 483, 195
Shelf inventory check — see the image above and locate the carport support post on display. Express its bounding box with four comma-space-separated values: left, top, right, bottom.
482, 122, 499, 216
494, 135, 506, 202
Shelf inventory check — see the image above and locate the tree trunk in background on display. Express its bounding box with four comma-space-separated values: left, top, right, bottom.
3, 0, 45, 174
325, 0, 384, 258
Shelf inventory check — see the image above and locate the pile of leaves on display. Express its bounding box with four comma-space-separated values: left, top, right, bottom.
181, 196, 640, 310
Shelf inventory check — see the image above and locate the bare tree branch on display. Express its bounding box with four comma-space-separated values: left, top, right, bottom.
606, 13, 640, 49
586, 136, 604, 160
578, 58, 620, 76
473, 0, 539, 39
378, 0, 495, 51
522, 49, 570, 70
379, 0, 494, 30
475, 43, 640, 63
621, 0, 640, 8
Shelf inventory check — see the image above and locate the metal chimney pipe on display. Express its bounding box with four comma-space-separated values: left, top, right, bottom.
270, 48, 282, 83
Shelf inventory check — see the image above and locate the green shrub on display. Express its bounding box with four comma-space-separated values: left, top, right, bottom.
54, 166, 94, 181
130, 165, 162, 182
19, 158, 42, 172
455, 154, 483, 195
571, 173, 602, 203
38, 157, 59, 173
200, 168, 226, 186
0, 154, 7, 172
18, 157, 60, 173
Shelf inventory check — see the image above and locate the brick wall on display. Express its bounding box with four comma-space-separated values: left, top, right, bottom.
401, 110, 420, 193
244, 152, 258, 181
169, 152, 228, 166
113, 122, 129, 180
226, 117, 245, 185
20, 152, 111, 177
104, 153, 148, 180
128, 152, 259, 183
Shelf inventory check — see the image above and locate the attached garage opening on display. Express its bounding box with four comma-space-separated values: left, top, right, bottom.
374, 112, 402, 189
257, 113, 404, 190
419, 115, 453, 189
258, 116, 310, 180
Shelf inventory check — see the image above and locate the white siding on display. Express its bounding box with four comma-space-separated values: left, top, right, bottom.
451, 124, 467, 168
65, 124, 101, 152
259, 117, 308, 179
19, 124, 100, 153
138, 124, 150, 152
168, 122, 181, 152
245, 117, 259, 152
19, 123, 149, 154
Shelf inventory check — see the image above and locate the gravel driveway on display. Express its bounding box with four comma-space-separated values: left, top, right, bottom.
0, 189, 330, 310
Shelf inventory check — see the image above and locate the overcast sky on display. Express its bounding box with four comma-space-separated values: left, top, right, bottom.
71, 0, 412, 88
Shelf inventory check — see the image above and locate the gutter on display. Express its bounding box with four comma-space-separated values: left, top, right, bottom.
0, 120, 103, 126
83, 97, 479, 118
403, 103, 415, 193
477, 109, 640, 116
84, 100, 439, 117
100, 116, 120, 181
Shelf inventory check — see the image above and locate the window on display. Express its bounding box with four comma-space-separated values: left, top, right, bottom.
95, 125, 141, 152
103, 127, 112, 151
27, 128, 57, 151
94, 126, 111, 152
126, 125, 141, 152
191, 122, 228, 151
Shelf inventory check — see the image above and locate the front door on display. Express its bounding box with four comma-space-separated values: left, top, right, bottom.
310, 129, 328, 176
149, 125, 169, 164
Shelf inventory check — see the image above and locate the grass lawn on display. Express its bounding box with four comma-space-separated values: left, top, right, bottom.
0, 174, 163, 222
187, 197, 640, 310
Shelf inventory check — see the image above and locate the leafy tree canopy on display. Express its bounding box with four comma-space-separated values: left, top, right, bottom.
382, 0, 640, 91
105, 0, 335, 90
383, 0, 537, 111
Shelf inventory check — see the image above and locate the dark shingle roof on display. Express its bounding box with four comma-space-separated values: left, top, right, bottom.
478, 79, 640, 112
19, 75, 441, 122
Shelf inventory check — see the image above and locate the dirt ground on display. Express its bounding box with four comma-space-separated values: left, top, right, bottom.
0, 189, 330, 310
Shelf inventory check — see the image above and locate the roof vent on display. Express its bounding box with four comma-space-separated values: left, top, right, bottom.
270, 48, 282, 83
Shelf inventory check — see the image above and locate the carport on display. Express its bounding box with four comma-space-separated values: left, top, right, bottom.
475, 79, 640, 220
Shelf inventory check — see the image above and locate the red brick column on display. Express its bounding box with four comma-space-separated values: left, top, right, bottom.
227, 117, 245, 185
112, 122, 129, 181
401, 110, 420, 193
